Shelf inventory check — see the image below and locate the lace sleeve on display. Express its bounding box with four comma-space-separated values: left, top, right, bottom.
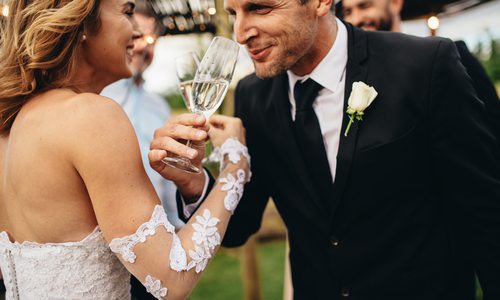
108, 138, 250, 300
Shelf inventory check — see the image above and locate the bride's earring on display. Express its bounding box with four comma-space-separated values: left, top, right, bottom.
81, 34, 87, 42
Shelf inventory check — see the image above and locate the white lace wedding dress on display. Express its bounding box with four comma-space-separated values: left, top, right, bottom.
0, 227, 131, 300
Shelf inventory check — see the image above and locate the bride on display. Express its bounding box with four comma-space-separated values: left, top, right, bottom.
0, 0, 249, 299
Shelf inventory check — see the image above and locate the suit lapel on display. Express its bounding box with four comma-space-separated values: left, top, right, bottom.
271, 73, 327, 216
328, 24, 369, 223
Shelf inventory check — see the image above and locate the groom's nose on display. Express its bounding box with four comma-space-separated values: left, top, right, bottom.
234, 16, 258, 45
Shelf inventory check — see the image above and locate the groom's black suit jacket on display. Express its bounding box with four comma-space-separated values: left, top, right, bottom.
222, 24, 500, 299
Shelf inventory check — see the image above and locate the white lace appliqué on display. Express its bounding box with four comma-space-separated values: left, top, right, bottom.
207, 138, 252, 213
207, 138, 251, 172
144, 275, 168, 300
186, 209, 221, 273
219, 169, 247, 213
169, 233, 188, 272
109, 205, 176, 263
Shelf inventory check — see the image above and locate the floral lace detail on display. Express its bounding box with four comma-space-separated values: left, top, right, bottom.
186, 209, 221, 273
207, 138, 251, 173
169, 233, 188, 272
0, 228, 130, 299
109, 205, 176, 263
220, 169, 247, 213
144, 275, 168, 300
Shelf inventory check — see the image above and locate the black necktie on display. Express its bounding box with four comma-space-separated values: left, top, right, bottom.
293, 79, 333, 206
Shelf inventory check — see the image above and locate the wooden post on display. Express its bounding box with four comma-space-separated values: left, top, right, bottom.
240, 235, 263, 300
283, 235, 293, 300
214, 0, 232, 38
215, 0, 236, 116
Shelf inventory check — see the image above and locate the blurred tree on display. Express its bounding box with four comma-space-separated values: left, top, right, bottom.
484, 39, 500, 83
474, 36, 500, 83
161, 88, 186, 110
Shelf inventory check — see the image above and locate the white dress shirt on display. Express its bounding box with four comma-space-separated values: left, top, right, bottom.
287, 18, 348, 183
181, 18, 349, 217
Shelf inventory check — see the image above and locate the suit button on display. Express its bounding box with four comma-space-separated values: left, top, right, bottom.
330, 236, 340, 246
340, 287, 350, 297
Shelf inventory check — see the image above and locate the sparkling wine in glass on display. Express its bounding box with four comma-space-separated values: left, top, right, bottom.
191, 37, 239, 118
162, 37, 239, 173
162, 52, 202, 173
190, 78, 229, 117
177, 52, 200, 109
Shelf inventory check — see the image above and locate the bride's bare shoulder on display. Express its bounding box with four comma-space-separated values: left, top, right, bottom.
52, 92, 142, 168
65, 92, 128, 123
16, 90, 132, 140
23, 90, 137, 155
62, 92, 135, 140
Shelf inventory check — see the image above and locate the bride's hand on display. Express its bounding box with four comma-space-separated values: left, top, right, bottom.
208, 115, 246, 148
149, 114, 209, 200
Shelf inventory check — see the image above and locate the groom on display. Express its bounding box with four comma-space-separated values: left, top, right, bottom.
150, 0, 500, 299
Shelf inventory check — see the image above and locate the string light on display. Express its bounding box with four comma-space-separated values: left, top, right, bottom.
150, 0, 218, 34
207, 7, 216, 15
1, 4, 9, 17
427, 16, 440, 30
145, 35, 156, 45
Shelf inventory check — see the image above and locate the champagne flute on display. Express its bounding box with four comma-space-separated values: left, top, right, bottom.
190, 37, 239, 118
162, 37, 239, 173
162, 52, 202, 173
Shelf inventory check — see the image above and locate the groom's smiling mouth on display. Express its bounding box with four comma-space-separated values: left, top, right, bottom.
248, 45, 273, 62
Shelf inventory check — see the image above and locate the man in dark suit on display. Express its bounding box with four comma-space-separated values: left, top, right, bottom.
339, 0, 500, 141
149, 0, 500, 299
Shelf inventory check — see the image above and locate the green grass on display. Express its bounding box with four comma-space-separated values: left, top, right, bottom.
189, 239, 286, 300
258, 241, 287, 300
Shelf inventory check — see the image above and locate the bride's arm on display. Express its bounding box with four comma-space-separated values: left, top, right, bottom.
70, 95, 249, 300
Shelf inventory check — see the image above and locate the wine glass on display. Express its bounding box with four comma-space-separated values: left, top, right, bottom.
190, 37, 239, 118
162, 52, 202, 173
163, 37, 239, 173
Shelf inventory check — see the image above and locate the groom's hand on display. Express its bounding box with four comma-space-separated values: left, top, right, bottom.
149, 113, 209, 201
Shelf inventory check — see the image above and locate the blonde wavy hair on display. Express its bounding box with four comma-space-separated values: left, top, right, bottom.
0, 0, 101, 135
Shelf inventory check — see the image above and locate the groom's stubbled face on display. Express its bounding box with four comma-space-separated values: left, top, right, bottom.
225, 0, 322, 79
341, 0, 394, 31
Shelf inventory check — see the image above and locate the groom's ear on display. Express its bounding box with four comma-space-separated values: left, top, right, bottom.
316, 0, 334, 17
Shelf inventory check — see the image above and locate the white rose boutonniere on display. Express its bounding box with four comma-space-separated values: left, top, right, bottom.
344, 81, 378, 137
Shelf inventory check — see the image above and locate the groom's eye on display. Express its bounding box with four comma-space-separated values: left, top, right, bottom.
248, 4, 272, 14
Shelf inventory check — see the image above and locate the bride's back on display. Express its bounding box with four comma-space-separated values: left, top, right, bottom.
0, 90, 99, 244
0, 90, 135, 300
